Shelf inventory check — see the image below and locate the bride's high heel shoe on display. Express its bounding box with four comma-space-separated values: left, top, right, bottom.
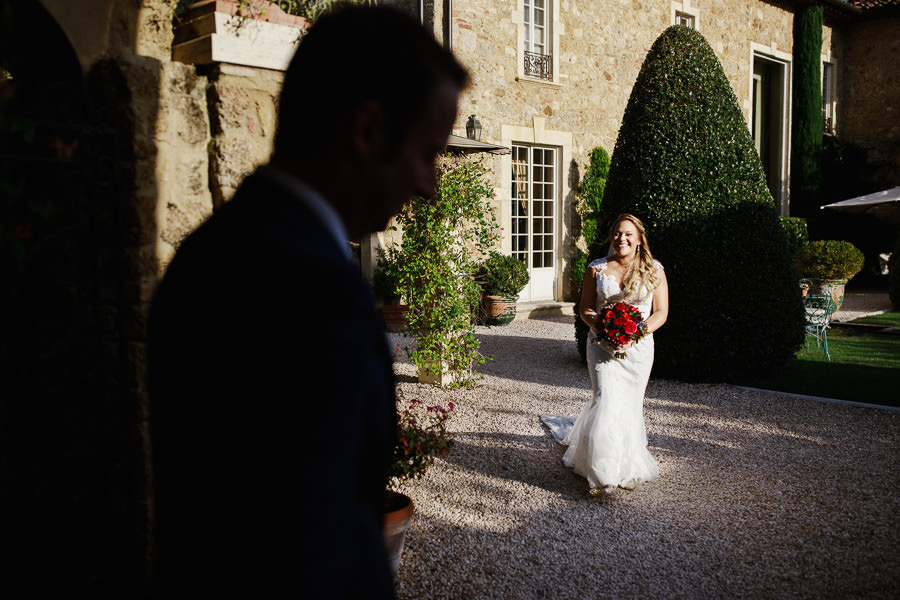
589, 484, 617, 497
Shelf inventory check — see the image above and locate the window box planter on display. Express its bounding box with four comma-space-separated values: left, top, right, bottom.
173, 0, 309, 71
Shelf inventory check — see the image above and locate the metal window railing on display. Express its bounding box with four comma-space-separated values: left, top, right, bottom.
524, 51, 552, 81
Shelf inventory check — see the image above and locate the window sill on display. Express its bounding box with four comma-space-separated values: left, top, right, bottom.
516, 76, 563, 89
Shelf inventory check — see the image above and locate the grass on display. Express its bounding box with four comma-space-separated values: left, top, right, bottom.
732, 311, 900, 408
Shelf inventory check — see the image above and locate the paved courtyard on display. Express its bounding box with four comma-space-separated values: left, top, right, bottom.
388, 299, 898, 599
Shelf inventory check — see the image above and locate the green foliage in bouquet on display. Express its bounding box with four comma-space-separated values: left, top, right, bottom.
793, 240, 865, 281
779, 217, 809, 255
392, 155, 499, 387
389, 397, 455, 487
477, 251, 530, 297
596, 25, 805, 381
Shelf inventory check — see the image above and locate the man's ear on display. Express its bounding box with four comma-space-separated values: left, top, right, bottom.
350, 100, 389, 160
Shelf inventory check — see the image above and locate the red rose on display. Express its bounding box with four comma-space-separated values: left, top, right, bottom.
624, 321, 638, 335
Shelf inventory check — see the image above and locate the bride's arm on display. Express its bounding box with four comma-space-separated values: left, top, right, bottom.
645, 267, 669, 334
580, 267, 599, 332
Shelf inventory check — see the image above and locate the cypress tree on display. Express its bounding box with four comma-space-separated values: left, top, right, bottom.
791, 5, 824, 218
573, 146, 609, 362
599, 25, 805, 382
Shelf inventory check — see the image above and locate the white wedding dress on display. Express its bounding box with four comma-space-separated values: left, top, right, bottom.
556, 257, 660, 492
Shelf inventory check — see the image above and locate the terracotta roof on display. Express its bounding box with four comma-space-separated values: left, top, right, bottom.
844, 0, 900, 9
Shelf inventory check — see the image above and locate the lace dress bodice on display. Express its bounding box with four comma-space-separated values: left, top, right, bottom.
589, 257, 659, 323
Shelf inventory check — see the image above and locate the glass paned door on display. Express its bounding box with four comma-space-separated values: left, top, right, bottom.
511, 144, 557, 301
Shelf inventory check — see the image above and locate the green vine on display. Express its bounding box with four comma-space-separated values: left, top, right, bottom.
390, 155, 499, 388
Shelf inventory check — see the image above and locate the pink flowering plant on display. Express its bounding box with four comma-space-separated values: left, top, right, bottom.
389, 397, 456, 486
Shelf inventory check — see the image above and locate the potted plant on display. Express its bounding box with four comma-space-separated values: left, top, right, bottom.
794, 240, 865, 309
476, 251, 530, 325
384, 397, 456, 575
373, 247, 409, 332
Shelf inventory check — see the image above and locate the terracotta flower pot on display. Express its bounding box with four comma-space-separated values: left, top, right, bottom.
808, 279, 847, 311
383, 491, 414, 576
381, 304, 409, 333
481, 294, 518, 326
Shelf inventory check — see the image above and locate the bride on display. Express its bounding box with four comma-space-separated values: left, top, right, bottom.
563, 213, 668, 495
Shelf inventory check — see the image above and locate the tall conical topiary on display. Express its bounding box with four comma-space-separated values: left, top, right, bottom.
790, 5, 824, 218
599, 25, 805, 382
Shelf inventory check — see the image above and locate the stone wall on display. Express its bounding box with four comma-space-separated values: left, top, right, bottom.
839, 15, 900, 188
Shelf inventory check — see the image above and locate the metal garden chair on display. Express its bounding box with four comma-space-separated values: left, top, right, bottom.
799, 278, 839, 360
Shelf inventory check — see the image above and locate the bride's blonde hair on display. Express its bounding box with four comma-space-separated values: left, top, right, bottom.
606, 214, 661, 301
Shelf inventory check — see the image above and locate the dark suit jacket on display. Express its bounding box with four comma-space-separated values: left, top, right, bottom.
149, 170, 397, 598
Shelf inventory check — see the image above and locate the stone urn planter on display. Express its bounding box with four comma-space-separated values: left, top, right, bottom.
805, 279, 847, 311
476, 252, 529, 326
481, 294, 518, 326
383, 491, 414, 576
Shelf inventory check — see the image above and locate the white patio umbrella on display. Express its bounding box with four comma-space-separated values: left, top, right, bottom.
820, 186, 900, 228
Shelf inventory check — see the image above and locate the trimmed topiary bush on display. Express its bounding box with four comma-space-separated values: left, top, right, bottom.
779, 217, 809, 255
889, 237, 900, 309
596, 25, 805, 381
794, 240, 865, 282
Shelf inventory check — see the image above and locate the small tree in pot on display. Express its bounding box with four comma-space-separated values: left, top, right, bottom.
794, 240, 864, 309
476, 251, 530, 325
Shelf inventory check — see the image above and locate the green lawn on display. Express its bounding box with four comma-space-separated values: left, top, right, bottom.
732, 311, 900, 408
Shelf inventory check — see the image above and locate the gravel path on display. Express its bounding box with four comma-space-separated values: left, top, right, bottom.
387, 313, 899, 600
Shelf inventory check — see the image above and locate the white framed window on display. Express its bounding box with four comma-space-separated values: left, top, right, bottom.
516, 0, 560, 84
822, 61, 836, 134
671, 1, 700, 30
675, 11, 694, 28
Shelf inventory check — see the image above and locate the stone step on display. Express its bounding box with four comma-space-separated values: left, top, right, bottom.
513, 301, 576, 322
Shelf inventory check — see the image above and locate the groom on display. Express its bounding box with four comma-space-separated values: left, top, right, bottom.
149, 5, 467, 597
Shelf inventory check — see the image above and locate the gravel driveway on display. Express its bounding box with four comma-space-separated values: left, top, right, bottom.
387, 313, 899, 600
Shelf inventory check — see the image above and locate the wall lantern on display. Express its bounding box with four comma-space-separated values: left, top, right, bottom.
465, 114, 482, 141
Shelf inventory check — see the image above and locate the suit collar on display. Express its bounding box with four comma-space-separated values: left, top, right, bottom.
256, 165, 353, 262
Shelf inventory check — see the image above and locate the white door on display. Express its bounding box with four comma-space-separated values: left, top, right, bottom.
511, 144, 557, 301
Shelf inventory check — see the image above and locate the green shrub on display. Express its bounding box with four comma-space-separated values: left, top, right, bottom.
477, 251, 529, 297
793, 240, 865, 281
595, 25, 805, 381
890, 237, 900, 309
392, 155, 498, 387
372, 247, 402, 304
779, 217, 809, 255
573, 147, 610, 361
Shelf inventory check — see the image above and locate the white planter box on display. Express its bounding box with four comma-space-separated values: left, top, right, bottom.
173, 0, 308, 71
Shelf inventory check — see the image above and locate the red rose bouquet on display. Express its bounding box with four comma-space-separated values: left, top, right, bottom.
596, 302, 646, 359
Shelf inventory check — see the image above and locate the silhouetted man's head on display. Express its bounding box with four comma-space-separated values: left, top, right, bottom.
272, 4, 468, 237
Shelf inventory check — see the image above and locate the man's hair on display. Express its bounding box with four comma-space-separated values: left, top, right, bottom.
274, 4, 469, 159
